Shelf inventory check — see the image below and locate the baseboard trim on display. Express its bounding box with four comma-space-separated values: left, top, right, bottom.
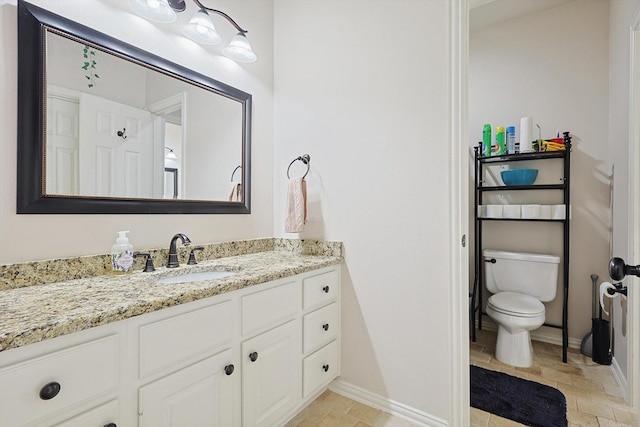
329, 379, 448, 427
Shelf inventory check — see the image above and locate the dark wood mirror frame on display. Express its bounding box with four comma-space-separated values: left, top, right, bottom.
17, 0, 251, 214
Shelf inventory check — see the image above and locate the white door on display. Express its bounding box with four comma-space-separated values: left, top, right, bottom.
79, 93, 154, 198
242, 320, 299, 427
46, 96, 79, 195
138, 349, 237, 427
628, 14, 640, 410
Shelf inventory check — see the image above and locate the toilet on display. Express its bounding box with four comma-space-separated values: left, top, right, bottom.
483, 249, 560, 367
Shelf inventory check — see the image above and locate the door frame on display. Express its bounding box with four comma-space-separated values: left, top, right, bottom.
149, 92, 187, 197
449, 0, 470, 425
454, 0, 640, 418
628, 11, 640, 409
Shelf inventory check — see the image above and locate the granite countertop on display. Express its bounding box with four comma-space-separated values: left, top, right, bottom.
0, 251, 342, 353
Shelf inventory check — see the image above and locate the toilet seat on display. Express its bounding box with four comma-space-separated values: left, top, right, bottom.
488, 292, 545, 318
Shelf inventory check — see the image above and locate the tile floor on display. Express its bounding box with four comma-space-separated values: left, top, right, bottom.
285, 329, 639, 427
284, 389, 419, 427
470, 329, 638, 427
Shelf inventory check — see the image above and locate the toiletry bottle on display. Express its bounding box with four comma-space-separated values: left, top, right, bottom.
482, 124, 492, 157
506, 126, 516, 154
495, 126, 506, 156
112, 231, 134, 273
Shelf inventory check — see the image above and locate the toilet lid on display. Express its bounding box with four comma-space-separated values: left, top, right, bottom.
488, 292, 545, 317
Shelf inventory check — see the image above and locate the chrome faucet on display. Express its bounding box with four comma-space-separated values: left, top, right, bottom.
167, 233, 191, 268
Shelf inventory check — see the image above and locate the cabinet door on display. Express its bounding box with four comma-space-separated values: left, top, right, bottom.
242, 320, 300, 427
139, 349, 238, 427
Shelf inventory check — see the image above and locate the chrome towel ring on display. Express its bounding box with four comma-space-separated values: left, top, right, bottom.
286, 154, 311, 179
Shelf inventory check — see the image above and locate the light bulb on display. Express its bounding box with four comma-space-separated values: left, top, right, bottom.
128, 0, 177, 23
223, 32, 257, 63
182, 9, 222, 45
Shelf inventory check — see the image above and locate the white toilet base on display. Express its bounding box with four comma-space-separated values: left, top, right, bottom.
495, 325, 534, 368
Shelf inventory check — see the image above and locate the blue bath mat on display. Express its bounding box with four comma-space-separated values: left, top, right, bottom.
470, 365, 567, 427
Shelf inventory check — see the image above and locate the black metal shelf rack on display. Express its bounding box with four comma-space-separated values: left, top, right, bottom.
471, 133, 572, 363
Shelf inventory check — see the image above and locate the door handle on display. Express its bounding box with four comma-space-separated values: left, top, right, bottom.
609, 257, 640, 281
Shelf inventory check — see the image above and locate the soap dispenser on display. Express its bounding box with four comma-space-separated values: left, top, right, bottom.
112, 231, 134, 273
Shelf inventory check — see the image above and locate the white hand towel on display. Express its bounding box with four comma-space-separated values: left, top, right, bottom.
285, 177, 307, 233
228, 181, 242, 202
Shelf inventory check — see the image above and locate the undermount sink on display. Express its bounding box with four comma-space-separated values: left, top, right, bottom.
155, 271, 236, 285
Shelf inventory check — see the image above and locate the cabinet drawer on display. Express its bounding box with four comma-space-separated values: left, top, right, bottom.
303, 303, 338, 355
303, 270, 338, 310
242, 281, 299, 336
53, 399, 119, 427
139, 300, 233, 378
0, 335, 119, 427
303, 340, 338, 398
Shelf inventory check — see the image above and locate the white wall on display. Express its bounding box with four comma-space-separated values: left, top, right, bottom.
609, 0, 640, 388
47, 31, 147, 108
274, 0, 455, 421
145, 72, 243, 200
0, 0, 274, 263
469, 0, 611, 346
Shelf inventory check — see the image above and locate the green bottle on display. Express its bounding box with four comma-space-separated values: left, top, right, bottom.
495, 126, 506, 156
482, 124, 492, 157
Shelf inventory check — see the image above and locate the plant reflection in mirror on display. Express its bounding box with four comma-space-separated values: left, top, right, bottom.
82, 45, 99, 88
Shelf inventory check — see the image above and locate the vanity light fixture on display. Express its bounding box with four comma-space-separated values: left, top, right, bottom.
165, 146, 178, 160
182, 8, 221, 45
128, 0, 178, 23
129, 0, 257, 63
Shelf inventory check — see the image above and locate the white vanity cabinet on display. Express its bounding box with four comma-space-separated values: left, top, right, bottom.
0, 265, 340, 427
0, 326, 123, 427
301, 270, 340, 398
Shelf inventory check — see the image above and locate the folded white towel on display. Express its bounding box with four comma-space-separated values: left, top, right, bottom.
228, 181, 242, 202
285, 177, 307, 233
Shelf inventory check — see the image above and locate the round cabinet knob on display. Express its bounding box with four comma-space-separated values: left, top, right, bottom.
249, 352, 258, 362
322, 323, 329, 331
224, 364, 235, 375
322, 364, 330, 372
103, 423, 117, 427
39, 382, 61, 400
322, 285, 330, 293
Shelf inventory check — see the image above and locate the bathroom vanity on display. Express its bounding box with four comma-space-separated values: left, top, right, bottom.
0, 245, 341, 427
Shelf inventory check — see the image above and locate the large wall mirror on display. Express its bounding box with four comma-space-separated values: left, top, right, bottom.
17, 1, 251, 214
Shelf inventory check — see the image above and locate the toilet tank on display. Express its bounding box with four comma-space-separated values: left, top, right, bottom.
483, 249, 560, 302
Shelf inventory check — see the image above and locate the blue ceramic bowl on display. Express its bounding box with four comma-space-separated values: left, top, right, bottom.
500, 169, 538, 186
